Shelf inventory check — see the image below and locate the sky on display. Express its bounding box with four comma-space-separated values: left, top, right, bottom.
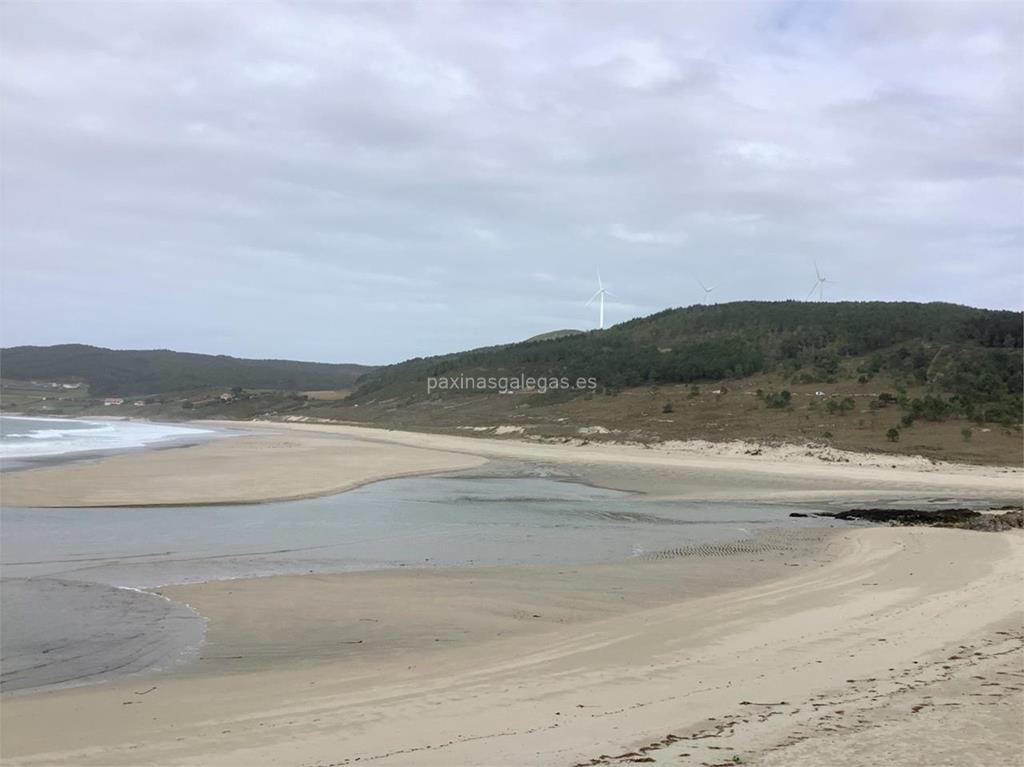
1, 1, 1021, 365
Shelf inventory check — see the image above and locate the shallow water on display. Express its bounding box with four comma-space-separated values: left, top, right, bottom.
1, 476, 844, 692
1, 477, 839, 586
0, 579, 203, 692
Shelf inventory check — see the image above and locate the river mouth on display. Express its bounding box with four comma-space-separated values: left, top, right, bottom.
1, 476, 848, 693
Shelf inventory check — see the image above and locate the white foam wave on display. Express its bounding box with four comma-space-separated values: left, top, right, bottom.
0, 417, 216, 459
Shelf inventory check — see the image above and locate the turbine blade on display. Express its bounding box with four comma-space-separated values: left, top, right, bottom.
807, 282, 819, 298
597, 269, 603, 290
814, 260, 822, 280
696, 277, 708, 291
586, 289, 602, 305
604, 290, 617, 298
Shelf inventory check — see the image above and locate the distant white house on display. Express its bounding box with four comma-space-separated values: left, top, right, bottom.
133, 400, 146, 407
103, 397, 124, 406
219, 392, 233, 401
62, 383, 82, 390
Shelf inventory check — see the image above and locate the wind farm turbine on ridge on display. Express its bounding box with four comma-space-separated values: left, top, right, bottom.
696, 277, 718, 304
808, 261, 834, 301
586, 270, 615, 329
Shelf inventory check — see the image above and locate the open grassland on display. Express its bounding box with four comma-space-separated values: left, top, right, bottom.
304, 371, 1023, 466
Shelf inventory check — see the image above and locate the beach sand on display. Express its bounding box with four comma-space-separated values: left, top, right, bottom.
2, 420, 1021, 507
1, 422, 1022, 765
1, 526, 1020, 766
0, 426, 487, 507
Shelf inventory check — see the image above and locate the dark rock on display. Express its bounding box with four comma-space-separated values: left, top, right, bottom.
821, 507, 1023, 531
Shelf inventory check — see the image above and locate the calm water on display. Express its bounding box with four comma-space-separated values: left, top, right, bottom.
1, 476, 843, 692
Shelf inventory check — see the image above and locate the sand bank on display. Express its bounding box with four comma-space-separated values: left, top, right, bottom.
2, 420, 1021, 507
0, 427, 487, 507
2, 526, 1020, 766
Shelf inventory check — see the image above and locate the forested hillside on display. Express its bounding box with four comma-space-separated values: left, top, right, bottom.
1, 345, 370, 395
350, 302, 1022, 426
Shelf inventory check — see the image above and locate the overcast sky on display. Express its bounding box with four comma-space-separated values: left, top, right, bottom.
1, 1, 1021, 365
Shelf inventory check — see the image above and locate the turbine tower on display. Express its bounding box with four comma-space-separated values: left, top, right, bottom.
696, 278, 717, 304
586, 270, 614, 329
807, 261, 833, 301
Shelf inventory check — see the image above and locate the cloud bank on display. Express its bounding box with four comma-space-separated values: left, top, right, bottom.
2, 1, 1020, 363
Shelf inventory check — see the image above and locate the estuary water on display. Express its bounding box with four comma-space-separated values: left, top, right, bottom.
1, 476, 845, 692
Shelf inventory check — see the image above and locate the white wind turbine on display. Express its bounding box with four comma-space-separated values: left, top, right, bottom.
696, 278, 718, 304
586, 270, 615, 329
807, 261, 834, 301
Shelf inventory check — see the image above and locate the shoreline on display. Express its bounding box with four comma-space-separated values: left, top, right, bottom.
2, 419, 1021, 508
3, 525, 1020, 765
2, 420, 1022, 765
0, 415, 239, 474
2, 511, 848, 697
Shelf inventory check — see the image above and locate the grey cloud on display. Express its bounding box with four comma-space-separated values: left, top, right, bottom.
1, 0, 1021, 364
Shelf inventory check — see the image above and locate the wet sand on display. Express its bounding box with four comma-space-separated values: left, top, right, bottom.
1, 527, 1020, 766
0, 579, 203, 692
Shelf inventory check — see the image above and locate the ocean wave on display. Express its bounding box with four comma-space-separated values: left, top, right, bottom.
0, 417, 215, 458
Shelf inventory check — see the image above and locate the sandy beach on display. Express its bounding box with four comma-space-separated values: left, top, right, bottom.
3, 420, 1021, 507
2, 526, 1021, 766
0, 424, 488, 507
2, 422, 1022, 766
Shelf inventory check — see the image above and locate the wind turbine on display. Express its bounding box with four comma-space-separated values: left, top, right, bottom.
586, 270, 615, 329
696, 278, 718, 305
807, 261, 834, 301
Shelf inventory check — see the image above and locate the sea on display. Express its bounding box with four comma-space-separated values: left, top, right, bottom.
0, 416, 220, 468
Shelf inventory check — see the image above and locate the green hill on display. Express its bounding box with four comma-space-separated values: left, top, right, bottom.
349, 301, 1022, 426
523, 329, 584, 343
0, 344, 371, 396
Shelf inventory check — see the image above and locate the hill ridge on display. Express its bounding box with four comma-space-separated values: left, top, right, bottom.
1, 344, 371, 396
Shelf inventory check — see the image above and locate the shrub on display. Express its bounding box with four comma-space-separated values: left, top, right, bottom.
764, 390, 792, 408
826, 397, 856, 415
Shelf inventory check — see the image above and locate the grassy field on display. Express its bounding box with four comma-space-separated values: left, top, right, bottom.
305, 372, 1023, 466
0, 379, 91, 415
5, 372, 1019, 466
